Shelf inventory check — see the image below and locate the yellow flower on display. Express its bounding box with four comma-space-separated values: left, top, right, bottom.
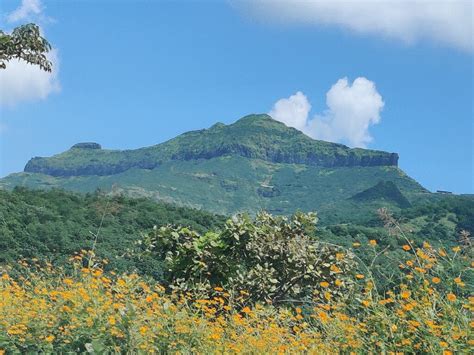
439, 341, 448, 348
454, 277, 462, 284
423, 241, 431, 249
335, 279, 342, 286
402, 245, 411, 251
242, 307, 252, 314
431, 277, 441, 284
406, 260, 414, 267
355, 274, 365, 279
361, 300, 370, 307
45, 335, 55, 343
108, 316, 116, 325
214, 287, 224, 292
447, 293, 456, 302
139, 326, 148, 335
369, 240, 377, 246
209, 332, 220, 340
320, 281, 330, 288
352, 242, 361, 248
400, 291, 411, 299
452, 246, 461, 253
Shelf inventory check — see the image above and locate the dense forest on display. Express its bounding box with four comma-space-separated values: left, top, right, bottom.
0, 187, 225, 276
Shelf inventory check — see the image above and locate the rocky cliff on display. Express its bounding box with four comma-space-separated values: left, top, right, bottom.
24, 114, 398, 177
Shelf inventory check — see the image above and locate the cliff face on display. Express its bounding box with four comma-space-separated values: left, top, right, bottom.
24, 114, 399, 177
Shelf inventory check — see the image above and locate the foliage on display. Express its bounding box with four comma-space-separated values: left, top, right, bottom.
141, 212, 358, 305
0, 23, 52, 71
0, 187, 225, 276
0, 240, 471, 353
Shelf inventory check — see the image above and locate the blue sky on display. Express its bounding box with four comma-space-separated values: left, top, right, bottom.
0, 0, 473, 193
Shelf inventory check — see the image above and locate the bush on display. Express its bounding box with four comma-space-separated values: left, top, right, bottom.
141, 212, 359, 305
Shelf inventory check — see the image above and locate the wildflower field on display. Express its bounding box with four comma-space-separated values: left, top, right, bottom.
0, 212, 472, 353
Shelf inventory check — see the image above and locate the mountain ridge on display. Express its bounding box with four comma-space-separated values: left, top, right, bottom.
24, 114, 399, 177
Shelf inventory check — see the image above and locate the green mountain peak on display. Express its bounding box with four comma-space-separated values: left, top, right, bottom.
0, 113, 424, 218
23, 114, 399, 177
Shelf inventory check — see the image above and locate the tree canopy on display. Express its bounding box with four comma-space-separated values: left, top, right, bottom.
0, 23, 52, 71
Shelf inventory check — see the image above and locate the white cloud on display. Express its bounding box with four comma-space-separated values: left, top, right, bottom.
1, 0, 60, 107
269, 77, 384, 148
237, 0, 473, 52
269, 91, 311, 131
7, 0, 43, 23
0, 49, 60, 107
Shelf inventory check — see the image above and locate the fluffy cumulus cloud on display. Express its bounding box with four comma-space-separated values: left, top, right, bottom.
0, 49, 60, 107
269, 91, 311, 131
0, 0, 59, 107
269, 77, 384, 148
237, 0, 473, 52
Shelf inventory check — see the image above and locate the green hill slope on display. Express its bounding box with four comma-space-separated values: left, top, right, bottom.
0, 114, 428, 219
0, 188, 225, 276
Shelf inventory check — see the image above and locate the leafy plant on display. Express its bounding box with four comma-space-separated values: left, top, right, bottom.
0, 23, 52, 71
141, 212, 358, 305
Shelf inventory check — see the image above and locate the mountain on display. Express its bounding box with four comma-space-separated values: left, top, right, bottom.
0, 114, 428, 220
350, 181, 412, 208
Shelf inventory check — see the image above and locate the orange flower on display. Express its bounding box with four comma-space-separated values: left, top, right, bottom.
369, 240, 377, 246
402, 245, 411, 251
320, 281, 330, 288
447, 293, 456, 302
355, 274, 365, 279
242, 306, 252, 314
431, 277, 441, 284
400, 291, 411, 299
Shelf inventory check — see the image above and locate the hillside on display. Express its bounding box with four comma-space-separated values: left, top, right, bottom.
0, 114, 428, 218
350, 181, 412, 208
22, 114, 399, 177
0, 187, 225, 276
